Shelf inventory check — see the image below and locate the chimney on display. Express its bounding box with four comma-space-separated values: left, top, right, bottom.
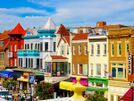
96, 21, 106, 27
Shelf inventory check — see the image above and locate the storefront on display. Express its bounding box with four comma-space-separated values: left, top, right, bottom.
44, 55, 70, 77
70, 76, 88, 86
87, 77, 108, 98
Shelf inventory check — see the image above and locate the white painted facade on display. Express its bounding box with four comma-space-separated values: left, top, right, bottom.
108, 85, 129, 101
88, 35, 108, 78
18, 18, 57, 70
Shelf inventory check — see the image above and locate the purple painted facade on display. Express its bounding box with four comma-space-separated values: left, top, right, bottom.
70, 76, 88, 86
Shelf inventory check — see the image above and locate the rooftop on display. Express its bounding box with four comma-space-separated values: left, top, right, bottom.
72, 33, 88, 40
9, 23, 26, 35
51, 55, 68, 59
41, 17, 56, 30
57, 24, 70, 36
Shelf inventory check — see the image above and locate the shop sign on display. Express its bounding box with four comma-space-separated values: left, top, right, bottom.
128, 52, 132, 75
29, 75, 35, 84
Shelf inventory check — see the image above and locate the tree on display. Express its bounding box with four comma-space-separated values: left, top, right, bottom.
36, 82, 54, 100
3, 79, 17, 90
86, 92, 107, 101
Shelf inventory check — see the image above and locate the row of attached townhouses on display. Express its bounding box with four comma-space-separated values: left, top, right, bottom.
0, 18, 134, 100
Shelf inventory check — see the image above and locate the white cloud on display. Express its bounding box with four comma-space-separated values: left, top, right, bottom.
27, 0, 134, 26
1, 0, 134, 32
0, 7, 49, 15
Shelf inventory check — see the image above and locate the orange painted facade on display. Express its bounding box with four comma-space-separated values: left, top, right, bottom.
71, 34, 88, 76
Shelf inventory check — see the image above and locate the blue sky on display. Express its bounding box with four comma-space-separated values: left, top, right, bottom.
0, 0, 134, 32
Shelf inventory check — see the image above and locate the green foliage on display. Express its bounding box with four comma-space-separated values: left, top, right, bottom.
3, 79, 17, 90
36, 82, 54, 100
86, 93, 107, 101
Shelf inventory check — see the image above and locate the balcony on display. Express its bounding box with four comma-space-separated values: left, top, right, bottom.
17, 50, 40, 57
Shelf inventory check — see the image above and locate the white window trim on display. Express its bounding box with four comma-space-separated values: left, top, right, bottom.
78, 45, 82, 55
103, 43, 107, 56
117, 41, 122, 56
125, 41, 129, 55
73, 45, 76, 55
84, 45, 87, 55
96, 44, 100, 56
111, 42, 114, 57
96, 64, 101, 77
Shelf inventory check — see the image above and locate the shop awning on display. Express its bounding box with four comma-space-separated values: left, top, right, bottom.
86, 87, 108, 92
60, 81, 74, 91
119, 88, 133, 101
0, 70, 13, 78
17, 77, 29, 82
88, 77, 108, 85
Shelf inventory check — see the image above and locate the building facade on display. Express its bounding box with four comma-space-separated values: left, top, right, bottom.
17, 18, 56, 70
107, 27, 134, 101
0, 31, 10, 70
44, 24, 71, 78
88, 27, 108, 97
8, 23, 26, 68
71, 33, 88, 86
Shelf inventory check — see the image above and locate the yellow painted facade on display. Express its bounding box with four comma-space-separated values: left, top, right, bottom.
108, 27, 134, 101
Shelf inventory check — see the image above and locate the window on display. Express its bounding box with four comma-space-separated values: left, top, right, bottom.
111, 63, 125, 79
73, 45, 76, 55
53, 42, 56, 52
126, 43, 129, 53
26, 58, 27, 68
78, 45, 82, 55
67, 47, 69, 55
78, 64, 88, 75
31, 58, 33, 68
45, 42, 48, 51
61, 45, 64, 55
90, 44, 94, 55
10, 45, 12, 51
38, 44, 40, 51
111, 43, 114, 56
14, 45, 17, 52
84, 45, 87, 55
35, 44, 37, 50
0, 41, 4, 47
118, 43, 122, 55
0, 53, 4, 59
104, 44, 107, 56
118, 68, 123, 78
96, 64, 101, 76
27, 44, 30, 49
72, 64, 76, 74
91, 63, 93, 76
40, 42, 43, 51
25, 44, 27, 49
78, 64, 83, 75
97, 44, 100, 55
45, 62, 52, 73
14, 58, 17, 66
31, 43, 33, 50
112, 67, 116, 77
104, 64, 107, 77
83, 64, 88, 75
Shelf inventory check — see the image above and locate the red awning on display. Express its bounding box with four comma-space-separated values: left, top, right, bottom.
119, 88, 134, 101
